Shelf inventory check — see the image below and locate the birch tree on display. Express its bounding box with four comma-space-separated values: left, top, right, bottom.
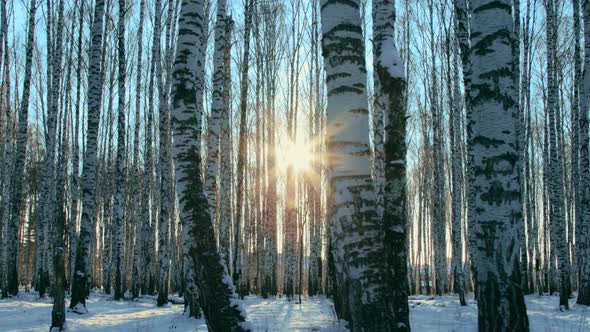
113, 0, 127, 301
234, 0, 254, 292
450, 36, 466, 306
319, 0, 398, 329
218, 14, 233, 276
169, 0, 248, 329
70, 0, 106, 312
4, 0, 37, 298
50, 0, 67, 328
577, 0, 590, 306
131, 0, 145, 300
372, 0, 411, 328
205, 0, 227, 228
469, 0, 529, 329
156, 0, 173, 307
0, 38, 12, 299
544, 0, 570, 309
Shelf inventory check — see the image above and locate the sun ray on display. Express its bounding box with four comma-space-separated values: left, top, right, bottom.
278, 139, 315, 173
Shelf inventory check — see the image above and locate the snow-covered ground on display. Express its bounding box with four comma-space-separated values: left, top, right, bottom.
0, 292, 342, 331
1, 292, 589, 331
409, 294, 590, 332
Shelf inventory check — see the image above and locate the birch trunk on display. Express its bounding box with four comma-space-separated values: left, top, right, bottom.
577, 0, 590, 305
233, 0, 254, 292
0, 53, 13, 298
0, 0, 8, 297
156, 0, 173, 307
469, 0, 529, 330
5, 0, 37, 298
70, 0, 106, 312
131, 0, 145, 300
320, 0, 398, 329
545, 0, 570, 309
205, 0, 227, 230
218, 15, 233, 274
113, 0, 127, 301
170, 0, 248, 329
372, 0, 411, 327
450, 12, 466, 306
261, 1, 278, 297
454, 0, 480, 300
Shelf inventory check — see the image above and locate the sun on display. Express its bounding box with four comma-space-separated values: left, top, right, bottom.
279, 139, 314, 173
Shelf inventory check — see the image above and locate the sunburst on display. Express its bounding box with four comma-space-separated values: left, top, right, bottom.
278, 139, 314, 173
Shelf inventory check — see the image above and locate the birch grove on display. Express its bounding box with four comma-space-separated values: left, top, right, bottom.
0, 0, 589, 331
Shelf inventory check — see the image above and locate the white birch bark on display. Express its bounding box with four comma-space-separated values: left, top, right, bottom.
70, 0, 106, 312
544, 0, 570, 309
170, 0, 248, 329
69, 0, 85, 292
153, 0, 172, 307
372, 0, 411, 327
205, 0, 227, 228
4, 0, 37, 298
218, 14, 233, 273
131, 0, 145, 300
469, 0, 529, 329
113, 0, 127, 301
450, 30, 466, 306
320, 0, 398, 329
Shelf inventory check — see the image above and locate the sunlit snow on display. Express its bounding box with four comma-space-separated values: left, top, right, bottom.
1, 292, 589, 331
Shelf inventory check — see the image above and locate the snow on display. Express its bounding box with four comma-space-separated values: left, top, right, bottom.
1, 292, 589, 331
69, 302, 88, 315
0, 292, 342, 331
378, 37, 405, 79
409, 294, 590, 332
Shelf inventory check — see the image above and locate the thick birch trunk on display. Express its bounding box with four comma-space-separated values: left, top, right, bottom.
469, 1, 529, 330
170, 0, 248, 329
319, 0, 399, 329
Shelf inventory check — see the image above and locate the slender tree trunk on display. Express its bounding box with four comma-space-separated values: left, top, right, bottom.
261, 2, 278, 297
427, 0, 447, 296
70, 0, 106, 312
156, 0, 174, 307
0, 0, 8, 297
450, 14, 466, 305
218, 15, 233, 274
233, 0, 254, 294
113, 0, 127, 301
373, 0, 412, 327
0, 48, 13, 299
577, 0, 590, 305
4, 0, 37, 298
50, 0, 67, 328
131, 0, 145, 300
205, 0, 227, 232
454, 0, 480, 301
544, 0, 570, 309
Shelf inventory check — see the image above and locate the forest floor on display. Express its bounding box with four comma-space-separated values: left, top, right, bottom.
1, 291, 589, 331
